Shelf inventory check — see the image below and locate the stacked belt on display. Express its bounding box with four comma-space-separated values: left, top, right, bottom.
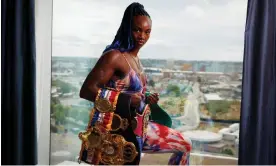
78, 89, 138, 165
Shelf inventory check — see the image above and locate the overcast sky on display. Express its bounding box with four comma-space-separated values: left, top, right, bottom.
52, 0, 247, 61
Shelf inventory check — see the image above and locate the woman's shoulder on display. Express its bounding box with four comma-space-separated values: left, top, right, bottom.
98, 49, 126, 68
102, 49, 122, 58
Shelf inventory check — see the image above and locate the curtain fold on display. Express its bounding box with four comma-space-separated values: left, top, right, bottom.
239, 0, 276, 164
1, 0, 37, 164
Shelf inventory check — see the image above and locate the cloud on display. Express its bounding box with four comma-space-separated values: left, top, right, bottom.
52, 0, 247, 61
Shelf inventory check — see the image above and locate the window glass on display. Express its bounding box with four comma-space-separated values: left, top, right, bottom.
50, 0, 247, 164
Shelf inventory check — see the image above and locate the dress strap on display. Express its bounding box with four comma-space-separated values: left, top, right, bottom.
122, 53, 132, 69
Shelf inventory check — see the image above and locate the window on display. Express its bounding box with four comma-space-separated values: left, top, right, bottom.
50, 0, 247, 164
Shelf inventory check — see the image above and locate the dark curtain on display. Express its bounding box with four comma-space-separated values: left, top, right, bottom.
239, 0, 276, 165
1, 0, 37, 165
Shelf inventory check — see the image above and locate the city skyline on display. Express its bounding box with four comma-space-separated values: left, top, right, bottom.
52, 0, 247, 61
52, 56, 243, 73
52, 56, 244, 62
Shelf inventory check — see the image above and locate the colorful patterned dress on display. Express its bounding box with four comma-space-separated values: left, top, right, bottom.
105, 54, 192, 165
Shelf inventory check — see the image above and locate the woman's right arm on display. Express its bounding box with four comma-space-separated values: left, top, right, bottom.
79, 50, 121, 102
79, 50, 142, 107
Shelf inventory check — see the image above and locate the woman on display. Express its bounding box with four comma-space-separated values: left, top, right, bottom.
78, 2, 192, 165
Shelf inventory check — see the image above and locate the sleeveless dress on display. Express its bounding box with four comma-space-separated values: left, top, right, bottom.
105, 54, 192, 165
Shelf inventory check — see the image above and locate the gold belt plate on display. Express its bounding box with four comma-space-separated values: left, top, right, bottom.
111, 114, 129, 131
95, 98, 113, 113
79, 126, 138, 165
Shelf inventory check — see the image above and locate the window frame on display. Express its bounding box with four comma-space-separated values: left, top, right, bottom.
35, 0, 53, 164
35, 0, 239, 164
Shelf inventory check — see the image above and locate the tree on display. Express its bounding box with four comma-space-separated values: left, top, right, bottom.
53, 108, 66, 125
179, 97, 186, 113
51, 96, 61, 105
51, 97, 61, 114
52, 104, 70, 125
51, 124, 58, 133
52, 79, 77, 94
167, 84, 180, 97
197, 76, 202, 83
206, 100, 231, 117
148, 80, 155, 87
222, 148, 234, 156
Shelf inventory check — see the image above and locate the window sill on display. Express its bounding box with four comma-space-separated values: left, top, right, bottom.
56, 152, 238, 165
140, 152, 237, 165
189, 152, 238, 165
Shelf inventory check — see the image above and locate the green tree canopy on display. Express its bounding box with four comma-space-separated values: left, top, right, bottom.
167, 84, 180, 97
52, 79, 77, 94
148, 80, 155, 87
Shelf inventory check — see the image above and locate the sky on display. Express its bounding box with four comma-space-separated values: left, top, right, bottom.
52, 0, 247, 61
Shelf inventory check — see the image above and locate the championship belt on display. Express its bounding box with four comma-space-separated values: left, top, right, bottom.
78, 89, 138, 165
132, 104, 151, 138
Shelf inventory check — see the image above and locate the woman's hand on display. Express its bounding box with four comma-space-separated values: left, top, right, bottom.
130, 93, 144, 108
146, 93, 159, 105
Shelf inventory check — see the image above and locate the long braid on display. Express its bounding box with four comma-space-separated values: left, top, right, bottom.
103, 2, 151, 53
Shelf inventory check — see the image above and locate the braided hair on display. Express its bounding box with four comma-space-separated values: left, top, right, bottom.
103, 2, 151, 53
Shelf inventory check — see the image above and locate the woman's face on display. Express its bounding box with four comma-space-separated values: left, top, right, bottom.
132, 15, 152, 48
